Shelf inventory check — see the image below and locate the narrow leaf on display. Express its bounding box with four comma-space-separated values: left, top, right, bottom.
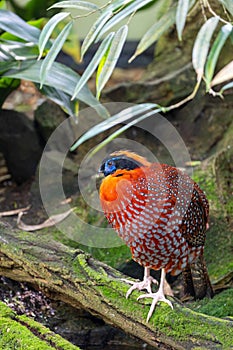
81, 12, 112, 59
218, 0, 233, 16
192, 16, 219, 82
72, 32, 114, 100
70, 103, 158, 150
40, 21, 73, 88
96, 0, 154, 39
176, 0, 190, 41
1, 60, 109, 118
211, 60, 233, 87
205, 23, 232, 89
96, 25, 128, 99
130, 6, 176, 62
38, 12, 70, 60
0, 9, 40, 43
89, 108, 161, 156
220, 81, 233, 93
81, 0, 131, 58
48, 1, 99, 11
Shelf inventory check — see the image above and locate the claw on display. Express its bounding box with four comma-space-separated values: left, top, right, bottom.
138, 291, 173, 322
122, 267, 158, 298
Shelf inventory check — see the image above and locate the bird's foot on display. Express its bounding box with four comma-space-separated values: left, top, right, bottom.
122, 275, 158, 299
138, 290, 173, 322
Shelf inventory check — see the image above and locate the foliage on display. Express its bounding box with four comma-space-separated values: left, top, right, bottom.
0, 0, 232, 146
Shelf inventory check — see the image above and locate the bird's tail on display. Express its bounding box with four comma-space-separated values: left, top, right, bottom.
182, 254, 214, 300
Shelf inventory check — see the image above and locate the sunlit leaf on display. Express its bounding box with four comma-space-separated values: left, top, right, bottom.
70, 103, 158, 150
211, 60, 233, 87
89, 107, 162, 156
40, 21, 73, 88
130, 5, 176, 62
81, 12, 112, 59
0, 39, 39, 60
96, 25, 128, 99
1, 60, 109, 118
97, 0, 154, 39
72, 32, 114, 100
220, 81, 233, 93
38, 12, 70, 60
176, 0, 190, 41
0, 9, 40, 43
205, 23, 232, 90
192, 16, 219, 82
81, 0, 131, 58
48, 1, 99, 11
218, 0, 233, 16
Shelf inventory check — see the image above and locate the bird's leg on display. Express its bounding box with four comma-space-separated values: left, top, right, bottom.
122, 267, 158, 299
138, 269, 173, 322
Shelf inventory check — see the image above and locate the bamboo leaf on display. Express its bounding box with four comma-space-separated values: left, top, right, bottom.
129, 6, 176, 62
40, 21, 73, 88
192, 16, 219, 82
1, 60, 109, 118
220, 81, 233, 93
96, 25, 128, 99
89, 107, 162, 156
38, 12, 70, 60
205, 23, 232, 90
48, 1, 99, 11
81, 0, 131, 58
70, 103, 158, 150
211, 60, 233, 87
176, 0, 190, 41
72, 32, 114, 100
81, 12, 112, 59
96, 0, 154, 39
218, 0, 233, 16
0, 9, 40, 43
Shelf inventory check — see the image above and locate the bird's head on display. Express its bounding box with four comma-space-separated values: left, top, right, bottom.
99, 150, 151, 177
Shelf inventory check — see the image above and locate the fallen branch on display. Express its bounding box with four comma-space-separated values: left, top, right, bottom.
0, 225, 232, 349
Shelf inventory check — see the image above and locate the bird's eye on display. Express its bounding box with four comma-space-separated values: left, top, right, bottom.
108, 161, 113, 166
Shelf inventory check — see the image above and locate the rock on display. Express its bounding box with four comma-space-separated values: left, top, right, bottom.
0, 109, 43, 184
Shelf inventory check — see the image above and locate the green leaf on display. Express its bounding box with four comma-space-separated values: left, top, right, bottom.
81, 0, 131, 58
220, 81, 233, 93
70, 103, 158, 150
130, 5, 176, 62
96, 25, 128, 99
218, 0, 233, 16
40, 21, 73, 88
38, 12, 71, 60
72, 32, 114, 100
1, 60, 109, 118
176, 0, 190, 41
89, 107, 162, 156
211, 60, 233, 87
0, 39, 39, 60
96, 0, 154, 39
39, 85, 78, 116
192, 16, 219, 82
81, 12, 112, 59
0, 9, 40, 43
205, 23, 232, 90
48, 1, 100, 11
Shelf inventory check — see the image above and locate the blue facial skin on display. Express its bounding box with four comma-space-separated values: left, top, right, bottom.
99, 156, 141, 177
103, 159, 117, 176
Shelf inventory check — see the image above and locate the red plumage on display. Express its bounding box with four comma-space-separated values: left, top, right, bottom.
99, 151, 213, 321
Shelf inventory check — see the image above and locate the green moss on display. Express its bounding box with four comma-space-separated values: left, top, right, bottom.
189, 289, 233, 318
0, 302, 80, 350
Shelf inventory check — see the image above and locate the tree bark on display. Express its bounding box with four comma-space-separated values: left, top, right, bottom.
0, 217, 233, 349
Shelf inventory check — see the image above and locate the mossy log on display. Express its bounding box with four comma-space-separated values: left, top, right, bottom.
0, 301, 81, 350
0, 219, 233, 350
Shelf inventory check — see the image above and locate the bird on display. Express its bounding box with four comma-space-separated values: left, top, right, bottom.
99, 150, 213, 322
